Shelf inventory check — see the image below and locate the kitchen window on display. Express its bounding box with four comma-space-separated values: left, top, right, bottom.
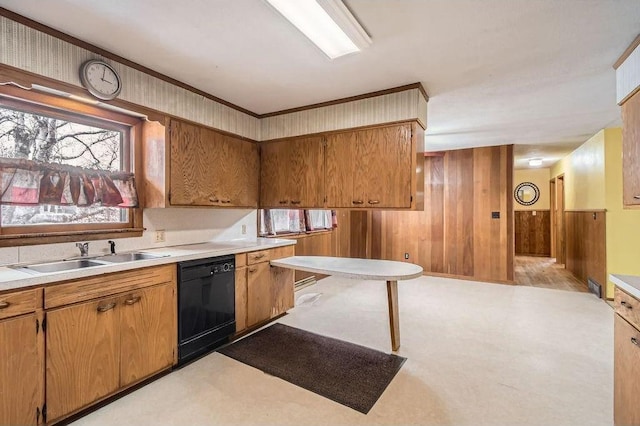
0, 85, 143, 246
259, 209, 336, 236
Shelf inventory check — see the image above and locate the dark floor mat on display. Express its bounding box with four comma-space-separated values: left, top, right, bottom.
217, 323, 406, 414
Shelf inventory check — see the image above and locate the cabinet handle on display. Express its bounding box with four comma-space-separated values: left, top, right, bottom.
209, 196, 219, 203
0, 301, 10, 309
97, 302, 116, 313
253, 254, 265, 259
290, 200, 301, 205
221, 199, 231, 204
124, 296, 141, 305
352, 200, 364, 205
368, 200, 380, 205
248, 267, 258, 273
279, 200, 288, 204
621, 300, 633, 310
634, 196, 640, 199
632, 337, 639, 346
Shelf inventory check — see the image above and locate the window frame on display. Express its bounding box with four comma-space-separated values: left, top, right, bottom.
0, 84, 144, 247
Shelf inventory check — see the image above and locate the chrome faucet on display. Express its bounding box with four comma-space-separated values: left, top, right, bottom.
75, 242, 89, 257
108, 240, 116, 255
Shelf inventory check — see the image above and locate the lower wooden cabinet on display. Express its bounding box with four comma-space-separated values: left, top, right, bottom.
614, 313, 640, 425
46, 297, 121, 422
45, 267, 176, 423
119, 283, 175, 387
237, 246, 295, 332
0, 313, 43, 426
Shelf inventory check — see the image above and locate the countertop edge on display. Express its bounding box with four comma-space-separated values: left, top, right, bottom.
0, 238, 296, 294
610, 274, 640, 299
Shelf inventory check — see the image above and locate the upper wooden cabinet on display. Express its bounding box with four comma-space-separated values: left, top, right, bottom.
260, 136, 325, 208
143, 118, 259, 208
326, 123, 415, 208
259, 121, 424, 210
623, 91, 640, 206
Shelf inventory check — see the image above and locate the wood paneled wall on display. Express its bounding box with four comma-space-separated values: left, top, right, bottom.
565, 211, 607, 291
515, 210, 551, 256
368, 145, 514, 283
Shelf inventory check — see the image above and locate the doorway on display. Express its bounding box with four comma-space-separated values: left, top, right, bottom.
550, 178, 556, 259
555, 175, 566, 265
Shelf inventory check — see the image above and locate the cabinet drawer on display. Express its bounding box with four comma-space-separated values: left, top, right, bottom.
247, 250, 271, 265
0, 288, 40, 320
271, 245, 294, 260
45, 264, 176, 309
615, 287, 640, 330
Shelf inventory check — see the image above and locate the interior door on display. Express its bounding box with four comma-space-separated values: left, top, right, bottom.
556, 175, 565, 264
120, 283, 174, 387
549, 178, 556, 259
46, 297, 120, 422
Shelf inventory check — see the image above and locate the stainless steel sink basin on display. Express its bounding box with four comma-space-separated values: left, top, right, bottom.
94, 252, 164, 263
19, 259, 105, 274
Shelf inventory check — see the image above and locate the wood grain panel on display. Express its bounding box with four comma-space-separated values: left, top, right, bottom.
215, 133, 259, 207
246, 262, 272, 327
444, 149, 474, 276
46, 297, 120, 422
270, 266, 294, 317
247, 250, 272, 265
623, 91, 640, 205
0, 288, 40, 320
120, 282, 175, 387
0, 313, 41, 426
235, 266, 247, 333
614, 314, 640, 425
169, 119, 209, 205
45, 265, 175, 309
615, 287, 640, 331
514, 210, 551, 256
366, 145, 513, 283
325, 130, 357, 207
288, 136, 325, 207
564, 211, 606, 294
259, 140, 291, 207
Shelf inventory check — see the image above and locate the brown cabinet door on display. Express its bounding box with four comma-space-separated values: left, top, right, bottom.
235, 266, 247, 333
169, 119, 212, 205
270, 266, 294, 318
215, 135, 259, 207
325, 131, 357, 207
615, 314, 640, 425
46, 297, 120, 422
356, 124, 412, 208
120, 283, 175, 387
260, 141, 291, 208
623, 92, 640, 205
288, 136, 325, 208
246, 262, 272, 327
0, 313, 42, 426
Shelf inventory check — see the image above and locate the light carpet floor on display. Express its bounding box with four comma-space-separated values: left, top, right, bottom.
73, 276, 613, 426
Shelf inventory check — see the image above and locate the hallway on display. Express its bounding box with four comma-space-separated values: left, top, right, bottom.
515, 256, 589, 293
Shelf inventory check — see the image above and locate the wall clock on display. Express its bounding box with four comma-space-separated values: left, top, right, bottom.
79, 59, 122, 101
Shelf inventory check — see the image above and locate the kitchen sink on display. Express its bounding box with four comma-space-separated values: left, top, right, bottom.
12, 251, 167, 275
94, 252, 165, 263
17, 259, 105, 274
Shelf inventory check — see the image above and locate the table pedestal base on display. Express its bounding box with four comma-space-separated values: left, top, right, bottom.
386, 280, 400, 351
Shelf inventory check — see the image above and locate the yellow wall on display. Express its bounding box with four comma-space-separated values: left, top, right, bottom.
604, 127, 640, 298
550, 130, 606, 210
514, 168, 551, 210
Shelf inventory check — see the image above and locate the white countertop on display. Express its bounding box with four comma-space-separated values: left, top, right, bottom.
270, 256, 424, 281
610, 274, 640, 299
0, 238, 296, 294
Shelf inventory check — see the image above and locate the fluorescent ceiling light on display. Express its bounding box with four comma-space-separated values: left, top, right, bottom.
266, 0, 371, 59
528, 158, 543, 167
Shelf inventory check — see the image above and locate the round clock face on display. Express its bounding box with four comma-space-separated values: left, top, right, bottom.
79, 60, 122, 101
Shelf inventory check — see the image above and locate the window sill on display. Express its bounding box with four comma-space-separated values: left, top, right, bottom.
262, 229, 333, 240
0, 228, 144, 247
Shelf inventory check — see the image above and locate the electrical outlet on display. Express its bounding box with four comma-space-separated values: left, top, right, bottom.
155, 230, 166, 243
241, 224, 247, 235
404, 253, 409, 260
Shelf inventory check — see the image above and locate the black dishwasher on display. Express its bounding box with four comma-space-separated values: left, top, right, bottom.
177, 255, 235, 366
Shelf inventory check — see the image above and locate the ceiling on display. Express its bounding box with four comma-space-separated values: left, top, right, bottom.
1, 0, 639, 169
